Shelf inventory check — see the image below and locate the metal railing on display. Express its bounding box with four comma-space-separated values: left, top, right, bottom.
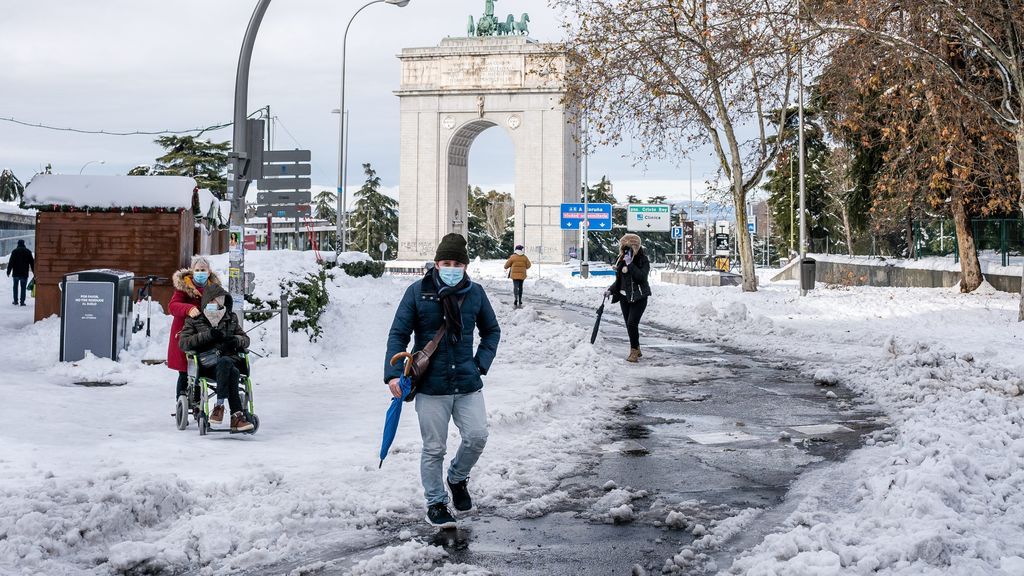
243, 294, 290, 358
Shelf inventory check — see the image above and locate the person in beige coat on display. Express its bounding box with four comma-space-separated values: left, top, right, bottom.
503, 245, 532, 308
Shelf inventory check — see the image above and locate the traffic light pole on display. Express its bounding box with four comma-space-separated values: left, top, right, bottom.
228, 0, 273, 327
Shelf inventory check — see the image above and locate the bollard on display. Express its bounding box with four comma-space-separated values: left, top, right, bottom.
280, 294, 289, 358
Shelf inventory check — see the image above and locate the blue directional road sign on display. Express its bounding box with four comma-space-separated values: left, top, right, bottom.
560, 203, 613, 230
671, 226, 683, 239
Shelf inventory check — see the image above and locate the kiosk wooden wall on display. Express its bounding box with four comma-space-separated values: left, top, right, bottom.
34, 210, 194, 321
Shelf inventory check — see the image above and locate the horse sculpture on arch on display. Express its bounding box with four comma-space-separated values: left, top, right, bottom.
514, 13, 530, 35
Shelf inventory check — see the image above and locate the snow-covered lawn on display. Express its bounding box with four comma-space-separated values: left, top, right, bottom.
2, 254, 1023, 575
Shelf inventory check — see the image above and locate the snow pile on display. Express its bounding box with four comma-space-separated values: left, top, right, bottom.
0, 252, 627, 575
517, 267, 1024, 574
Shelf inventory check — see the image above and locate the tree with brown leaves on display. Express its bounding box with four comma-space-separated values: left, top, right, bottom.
814, 0, 1024, 310
556, 0, 800, 291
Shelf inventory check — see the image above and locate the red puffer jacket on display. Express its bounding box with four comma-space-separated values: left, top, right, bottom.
166, 268, 222, 372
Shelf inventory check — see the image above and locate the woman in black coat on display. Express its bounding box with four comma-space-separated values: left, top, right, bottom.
178, 283, 253, 432
605, 233, 651, 362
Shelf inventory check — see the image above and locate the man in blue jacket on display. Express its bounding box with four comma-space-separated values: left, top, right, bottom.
385, 233, 500, 528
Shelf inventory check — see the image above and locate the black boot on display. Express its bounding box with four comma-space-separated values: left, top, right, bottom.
426, 502, 457, 528
447, 477, 473, 511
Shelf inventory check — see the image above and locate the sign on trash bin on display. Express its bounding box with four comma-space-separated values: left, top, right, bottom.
60, 270, 134, 362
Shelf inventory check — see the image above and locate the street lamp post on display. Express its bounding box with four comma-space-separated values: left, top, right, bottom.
79, 160, 105, 174
336, 0, 411, 255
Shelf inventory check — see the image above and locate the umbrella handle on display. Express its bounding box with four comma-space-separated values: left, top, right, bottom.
390, 352, 413, 378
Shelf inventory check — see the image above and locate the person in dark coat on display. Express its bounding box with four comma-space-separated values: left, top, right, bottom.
6, 239, 34, 306
178, 282, 253, 432
168, 257, 222, 403
605, 233, 651, 362
385, 233, 501, 528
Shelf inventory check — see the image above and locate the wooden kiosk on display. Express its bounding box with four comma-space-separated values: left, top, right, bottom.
23, 175, 210, 322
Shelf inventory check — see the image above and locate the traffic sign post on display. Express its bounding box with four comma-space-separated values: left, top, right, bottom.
671, 226, 683, 239
627, 204, 671, 232
255, 204, 312, 219
257, 191, 312, 205
559, 203, 613, 230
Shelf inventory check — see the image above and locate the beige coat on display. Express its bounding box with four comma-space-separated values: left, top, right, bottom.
503, 253, 532, 280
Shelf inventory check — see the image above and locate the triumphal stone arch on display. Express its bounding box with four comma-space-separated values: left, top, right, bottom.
395, 35, 581, 263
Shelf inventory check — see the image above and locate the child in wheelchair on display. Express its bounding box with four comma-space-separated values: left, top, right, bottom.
178, 283, 254, 433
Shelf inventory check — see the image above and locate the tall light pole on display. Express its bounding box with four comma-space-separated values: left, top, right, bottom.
337, 0, 411, 255
228, 0, 273, 328
79, 160, 105, 174
797, 0, 808, 296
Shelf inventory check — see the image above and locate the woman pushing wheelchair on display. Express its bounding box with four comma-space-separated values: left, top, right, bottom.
178, 283, 254, 433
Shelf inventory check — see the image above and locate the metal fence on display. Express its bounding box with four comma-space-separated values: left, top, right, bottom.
914, 218, 1023, 265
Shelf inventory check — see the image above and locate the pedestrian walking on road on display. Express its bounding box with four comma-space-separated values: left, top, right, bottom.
384, 233, 501, 529
168, 257, 221, 405
503, 244, 531, 308
7, 239, 34, 306
605, 233, 651, 363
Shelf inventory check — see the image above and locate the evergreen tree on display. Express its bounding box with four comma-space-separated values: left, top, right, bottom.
0, 170, 24, 203
127, 165, 153, 176
582, 176, 621, 263
153, 135, 230, 197
348, 163, 398, 259
466, 186, 515, 259
313, 190, 337, 225
761, 105, 831, 255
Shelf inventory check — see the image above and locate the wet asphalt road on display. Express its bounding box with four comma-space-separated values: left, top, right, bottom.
257, 293, 884, 575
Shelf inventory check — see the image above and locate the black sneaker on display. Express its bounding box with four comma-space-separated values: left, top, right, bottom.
426, 503, 457, 529
447, 477, 473, 512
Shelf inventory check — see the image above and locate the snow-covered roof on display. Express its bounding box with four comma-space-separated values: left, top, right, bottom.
23, 174, 198, 209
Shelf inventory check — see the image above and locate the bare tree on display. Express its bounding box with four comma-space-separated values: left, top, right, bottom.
815, 0, 1024, 313
556, 0, 800, 291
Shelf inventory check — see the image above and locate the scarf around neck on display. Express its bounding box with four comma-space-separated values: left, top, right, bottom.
430, 268, 472, 343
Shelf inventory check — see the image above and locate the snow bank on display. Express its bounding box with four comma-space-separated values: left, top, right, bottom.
512, 264, 1024, 575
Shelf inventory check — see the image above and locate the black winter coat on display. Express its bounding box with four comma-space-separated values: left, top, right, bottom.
608, 250, 651, 304
384, 273, 501, 396
177, 284, 250, 360
6, 246, 34, 278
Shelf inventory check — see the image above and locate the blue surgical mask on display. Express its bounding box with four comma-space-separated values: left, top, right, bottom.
193, 271, 209, 286
438, 266, 464, 287
205, 303, 219, 313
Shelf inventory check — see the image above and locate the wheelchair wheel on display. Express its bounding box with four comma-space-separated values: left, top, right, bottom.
175, 395, 189, 430
248, 414, 259, 435
198, 414, 208, 436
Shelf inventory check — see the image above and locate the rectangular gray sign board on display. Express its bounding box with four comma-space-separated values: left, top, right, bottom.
263, 163, 311, 176
63, 282, 115, 362
258, 177, 311, 191
255, 204, 311, 218
247, 119, 265, 180
257, 191, 312, 205
264, 149, 311, 163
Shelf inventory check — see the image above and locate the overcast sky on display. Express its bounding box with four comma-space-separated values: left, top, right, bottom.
4, 0, 728, 204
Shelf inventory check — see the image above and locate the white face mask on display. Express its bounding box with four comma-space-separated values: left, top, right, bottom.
204, 301, 226, 325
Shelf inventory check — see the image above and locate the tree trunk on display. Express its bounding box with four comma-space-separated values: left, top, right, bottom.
950, 186, 982, 292
841, 204, 854, 256
1017, 123, 1024, 321
733, 181, 757, 292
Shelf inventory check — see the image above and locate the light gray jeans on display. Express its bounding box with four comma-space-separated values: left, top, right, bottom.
415, 391, 489, 506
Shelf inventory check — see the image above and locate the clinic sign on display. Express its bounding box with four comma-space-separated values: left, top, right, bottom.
627, 204, 671, 232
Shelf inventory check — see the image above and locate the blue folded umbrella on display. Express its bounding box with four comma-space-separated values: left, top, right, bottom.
379, 354, 414, 468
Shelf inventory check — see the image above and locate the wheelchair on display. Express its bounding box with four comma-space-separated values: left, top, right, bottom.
175, 352, 260, 436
